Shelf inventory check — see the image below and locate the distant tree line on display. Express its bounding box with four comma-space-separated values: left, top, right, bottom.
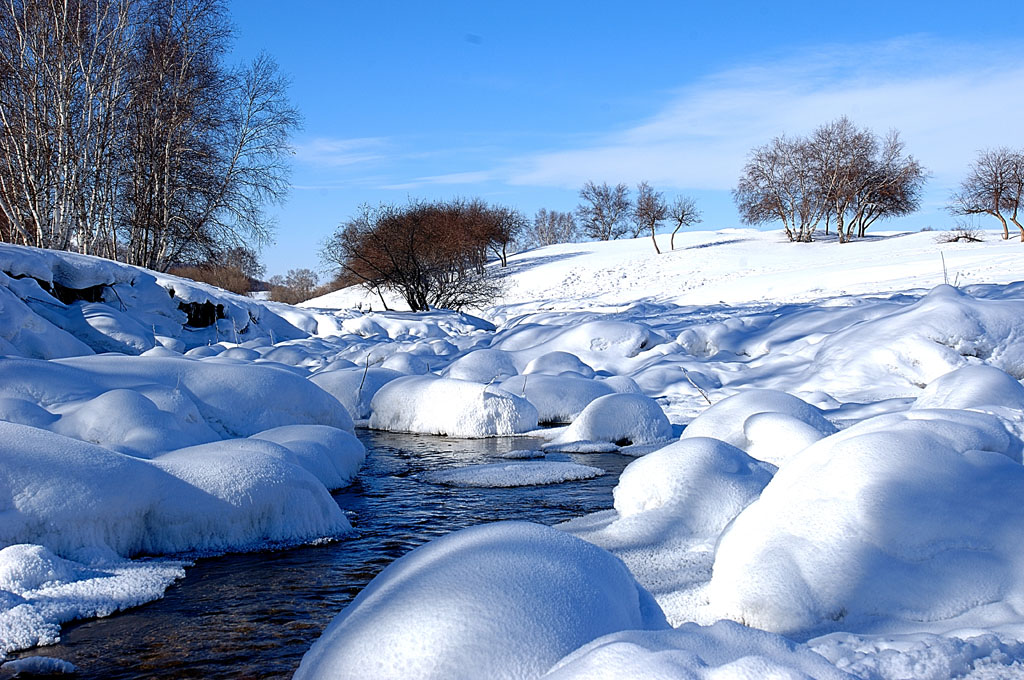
0, 0, 298, 273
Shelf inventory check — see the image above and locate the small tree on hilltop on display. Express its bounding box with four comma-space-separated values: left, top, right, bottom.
632, 182, 668, 253
577, 181, 631, 240
951, 148, 1024, 241
668, 196, 702, 250
321, 199, 505, 312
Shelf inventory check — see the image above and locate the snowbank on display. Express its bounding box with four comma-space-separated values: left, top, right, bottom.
294, 522, 668, 680
708, 408, 1024, 636
369, 376, 539, 437
422, 461, 604, 488
443, 348, 518, 383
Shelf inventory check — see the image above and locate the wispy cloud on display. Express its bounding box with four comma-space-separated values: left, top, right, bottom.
498, 38, 1024, 192
293, 136, 390, 167
381, 170, 499, 191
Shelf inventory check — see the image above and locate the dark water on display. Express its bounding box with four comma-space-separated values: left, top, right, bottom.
8, 430, 631, 679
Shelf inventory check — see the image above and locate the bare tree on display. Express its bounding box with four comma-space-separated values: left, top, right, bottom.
950, 148, 1019, 241
269, 268, 318, 304
667, 195, 702, 250
0, 0, 298, 269
321, 199, 507, 312
576, 181, 631, 240
734, 135, 825, 242
632, 182, 668, 253
521, 208, 578, 249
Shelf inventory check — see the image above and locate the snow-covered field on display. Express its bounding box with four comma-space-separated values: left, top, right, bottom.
4, 228, 1024, 678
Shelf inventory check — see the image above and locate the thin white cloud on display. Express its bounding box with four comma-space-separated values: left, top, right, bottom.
500, 37, 1024, 192
294, 137, 390, 167
381, 170, 498, 191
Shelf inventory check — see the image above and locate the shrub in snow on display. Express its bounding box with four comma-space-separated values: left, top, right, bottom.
294, 522, 668, 680
681, 389, 836, 467
309, 367, 404, 421
369, 375, 538, 437
523, 351, 595, 378
708, 408, 1024, 636
421, 461, 603, 488
543, 620, 852, 680
913, 364, 1024, 412
499, 374, 615, 424
550, 393, 672, 448
443, 348, 518, 383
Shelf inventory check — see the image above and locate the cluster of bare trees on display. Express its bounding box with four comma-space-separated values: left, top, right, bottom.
0, 0, 298, 272
321, 199, 526, 312
950, 148, 1024, 242
574, 181, 702, 253
734, 117, 926, 243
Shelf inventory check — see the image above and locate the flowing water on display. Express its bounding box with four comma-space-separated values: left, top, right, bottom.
7, 430, 632, 679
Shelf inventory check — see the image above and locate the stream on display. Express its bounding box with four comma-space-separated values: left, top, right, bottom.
7, 430, 632, 679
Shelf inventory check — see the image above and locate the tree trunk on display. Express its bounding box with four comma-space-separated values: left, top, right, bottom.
650, 227, 661, 254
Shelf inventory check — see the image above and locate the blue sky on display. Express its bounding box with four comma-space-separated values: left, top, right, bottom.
228, 1, 1024, 277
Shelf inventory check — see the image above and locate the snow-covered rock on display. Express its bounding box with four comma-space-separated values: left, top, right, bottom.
708, 408, 1024, 636
550, 393, 672, 449
369, 375, 539, 437
294, 522, 668, 680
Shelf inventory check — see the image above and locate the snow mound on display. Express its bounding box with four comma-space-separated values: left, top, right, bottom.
810, 285, 1024, 397
0, 421, 351, 558
294, 521, 668, 680
560, 438, 773, 626
613, 437, 774, 531
379, 351, 431, 374
422, 461, 604, 488
681, 389, 837, 466
443, 348, 518, 383
708, 408, 1024, 636
523, 351, 595, 378
914, 365, 1024, 411
499, 374, 615, 424
249, 425, 365, 490
551, 393, 672, 448
369, 376, 539, 437
309, 367, 404, 421
543, 620, 853, 680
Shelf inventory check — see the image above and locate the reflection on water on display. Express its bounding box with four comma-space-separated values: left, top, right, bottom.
8, 430, 632, 679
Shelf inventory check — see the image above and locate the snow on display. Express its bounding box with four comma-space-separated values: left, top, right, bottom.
550, 393, 673, 449
422, 461, 604, 487
8, 228, 1024, 675
544, 620, 854, 680
498, 374, 615, 424
707, 407, 1024, 637
680, 389, 837, 466
1, 655, 78, 675
294, 521, 668, 680
369, 375, 539, 437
